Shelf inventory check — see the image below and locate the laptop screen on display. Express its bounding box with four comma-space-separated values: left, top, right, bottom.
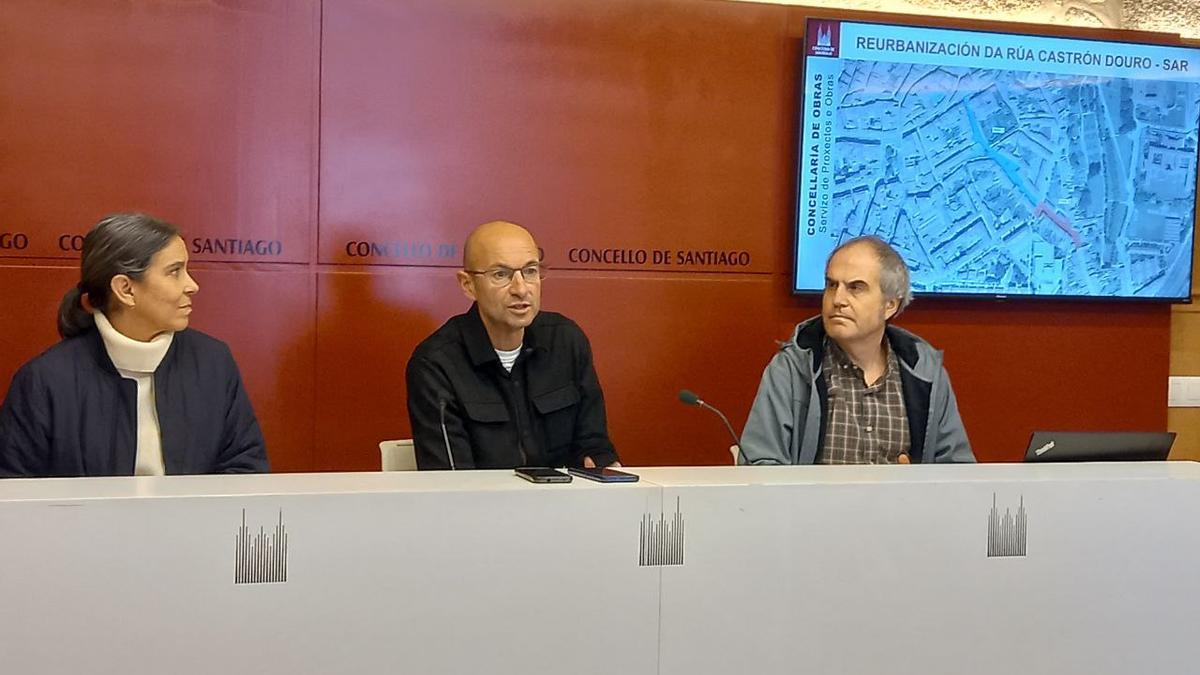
1024, 431, 1176, 462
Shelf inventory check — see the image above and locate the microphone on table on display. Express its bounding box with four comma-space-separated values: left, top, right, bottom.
678, 389, 742, 463
439, 399, 457, 471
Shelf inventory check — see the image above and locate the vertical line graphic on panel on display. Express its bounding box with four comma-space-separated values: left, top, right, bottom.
987, 493, 1027, 558
235, 509, 289, 583
639, 496, 685, 566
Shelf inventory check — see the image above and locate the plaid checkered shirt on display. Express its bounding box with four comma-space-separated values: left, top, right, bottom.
816, 337, 910, 464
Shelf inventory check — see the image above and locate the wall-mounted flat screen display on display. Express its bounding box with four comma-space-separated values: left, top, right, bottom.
794, 18, 1200, 300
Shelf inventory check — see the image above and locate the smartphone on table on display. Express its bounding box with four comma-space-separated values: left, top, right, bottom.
514, 467, 572, 483
567, 467, 639, 483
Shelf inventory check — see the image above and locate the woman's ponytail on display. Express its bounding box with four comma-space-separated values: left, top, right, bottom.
56, 285, 95, 339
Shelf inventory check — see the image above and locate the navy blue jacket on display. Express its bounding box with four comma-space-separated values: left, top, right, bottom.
0, 328, 269, 477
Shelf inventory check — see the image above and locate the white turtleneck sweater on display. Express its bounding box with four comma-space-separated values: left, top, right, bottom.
94, 313, 174, 476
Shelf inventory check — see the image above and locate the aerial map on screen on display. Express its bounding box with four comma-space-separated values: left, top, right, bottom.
795, 19, 1200, 299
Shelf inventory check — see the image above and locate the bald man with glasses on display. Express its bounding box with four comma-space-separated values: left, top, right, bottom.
405, 221, 620, 470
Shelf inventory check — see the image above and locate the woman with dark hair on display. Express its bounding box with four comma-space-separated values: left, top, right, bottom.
0, 213, 269, 477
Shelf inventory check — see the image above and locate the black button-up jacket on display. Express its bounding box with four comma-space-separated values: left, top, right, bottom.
405, 304, 619, 470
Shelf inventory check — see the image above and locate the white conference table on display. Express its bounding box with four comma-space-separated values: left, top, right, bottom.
1, 462, 1197, 674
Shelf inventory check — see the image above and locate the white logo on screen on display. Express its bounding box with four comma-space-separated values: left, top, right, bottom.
816, 25, 832, 48
1034, 440, 1056, 456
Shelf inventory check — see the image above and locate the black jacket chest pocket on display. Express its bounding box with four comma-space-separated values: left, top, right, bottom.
532, 385, 580, 451
461, 400, 511, 424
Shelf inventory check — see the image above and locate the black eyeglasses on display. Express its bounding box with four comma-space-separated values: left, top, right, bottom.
464, 264, 546, 287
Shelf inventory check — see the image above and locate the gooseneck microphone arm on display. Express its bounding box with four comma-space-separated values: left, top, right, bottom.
678, 389, 742, 461
439, 399, 457, 471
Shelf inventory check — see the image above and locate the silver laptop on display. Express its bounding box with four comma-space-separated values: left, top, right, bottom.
1024, 431, 1175, 462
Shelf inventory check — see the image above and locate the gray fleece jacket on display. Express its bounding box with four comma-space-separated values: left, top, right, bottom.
739, 316, 975, 465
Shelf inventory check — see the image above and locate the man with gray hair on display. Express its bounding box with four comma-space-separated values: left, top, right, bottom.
740, 236, 974, 464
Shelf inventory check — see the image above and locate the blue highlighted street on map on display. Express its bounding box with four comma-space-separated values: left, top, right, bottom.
795, 20, 1200, 299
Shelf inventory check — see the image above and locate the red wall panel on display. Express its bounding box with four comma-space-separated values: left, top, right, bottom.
0, 0, 1173, 472
313, 269, 460, 471
185, 266, 317, 473
0, 0, 318, 263
318, 0, 793, 274
551, 273, 784, 466
0, 266, 79, 388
